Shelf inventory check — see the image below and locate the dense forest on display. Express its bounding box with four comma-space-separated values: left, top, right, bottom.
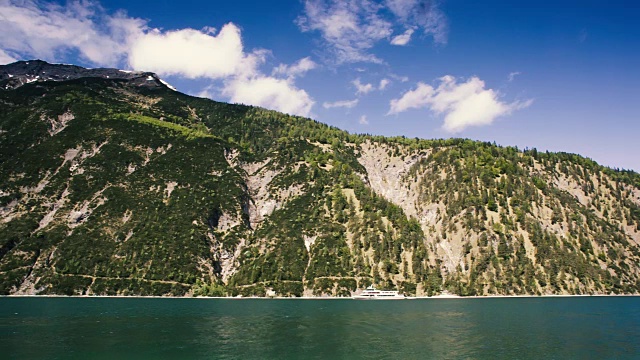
1, 62, 639, 297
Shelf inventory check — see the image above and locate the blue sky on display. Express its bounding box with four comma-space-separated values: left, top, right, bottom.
1, 0, 638, 171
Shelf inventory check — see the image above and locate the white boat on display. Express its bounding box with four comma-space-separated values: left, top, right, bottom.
352, 285, 405, 300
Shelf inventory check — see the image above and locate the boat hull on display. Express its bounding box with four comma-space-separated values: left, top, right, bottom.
353, 285, 405, 299
352, 295, 405, 300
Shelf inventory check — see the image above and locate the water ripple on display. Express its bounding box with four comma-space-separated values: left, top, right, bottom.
0, 297, 638, 359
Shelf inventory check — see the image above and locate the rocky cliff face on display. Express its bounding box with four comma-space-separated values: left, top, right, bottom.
1, 61, 639, 297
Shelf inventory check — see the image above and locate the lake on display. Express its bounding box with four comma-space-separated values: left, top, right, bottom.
1, 296, 639, 359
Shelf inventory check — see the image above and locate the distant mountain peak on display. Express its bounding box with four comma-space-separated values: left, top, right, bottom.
0, 60, 175, 91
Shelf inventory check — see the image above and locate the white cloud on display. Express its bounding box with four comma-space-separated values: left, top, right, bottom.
323, 99, 359, 109
0, 0, 316, 117
390, 28, 414, 45
385, 0, 448, 44
0, 0, 142, 66
388, 75, 533, 132
390, 73, 409, 82
125, 22, 317, 115
195, 86, 217, 99
353, 78, 374, 95
508, 71, 521, 82
296, 0, 392, 63
201, 26, 217, 34
389, 82, 434, 113
128, 24, 251, 79
0, 49, 17, 64
296, 0, 448, 63
350, 77, 388, 95
130, 23, 314, 117
359, 114, 369, 124
272, 57, 317, 79
385, 0, 416, 18
223, 76, 314, 117
127, 21, 316, 116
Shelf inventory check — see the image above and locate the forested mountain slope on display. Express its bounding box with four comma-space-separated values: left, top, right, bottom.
1, 61, 639, 297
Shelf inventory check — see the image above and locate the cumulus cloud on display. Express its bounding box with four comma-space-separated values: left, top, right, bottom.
323, 98, 359, 108
351, 78, 388, 95
223, 76, 314, 117
126, 23, 315, 115
353, 78, 374, 95
390, 28, 414, 45
272, 57, 317, 79
389, 82, 434, 113
296, 0, 448, 63
508, 71, 521, 82
0, 0, 316, 117
388, 75, 533, 132
359, 114, 369, 124
128, 24, 252, 79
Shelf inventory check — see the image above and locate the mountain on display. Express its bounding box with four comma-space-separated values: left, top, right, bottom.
1, 60, 639, 297
0, 60, 173, 90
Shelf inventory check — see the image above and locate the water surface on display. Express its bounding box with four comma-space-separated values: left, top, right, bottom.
1, 297, 638, 359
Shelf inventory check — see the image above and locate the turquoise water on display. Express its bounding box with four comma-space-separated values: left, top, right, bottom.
1, 297, 639, 359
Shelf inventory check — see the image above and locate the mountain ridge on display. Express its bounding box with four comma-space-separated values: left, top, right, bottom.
1, 60, 639, 297
0, 59, 173, 90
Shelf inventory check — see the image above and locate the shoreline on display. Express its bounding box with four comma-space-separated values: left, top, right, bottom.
2, 293, 639, 300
